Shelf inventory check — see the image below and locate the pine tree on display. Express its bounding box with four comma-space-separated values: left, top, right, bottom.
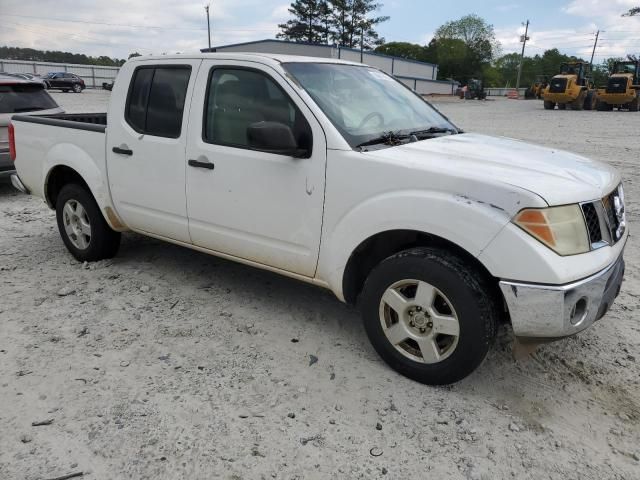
329, 0, 388, 49
277, 0, 389, 48
277, 0, 328, 44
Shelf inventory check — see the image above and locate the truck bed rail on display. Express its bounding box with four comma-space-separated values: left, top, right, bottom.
11, 113, 107, 133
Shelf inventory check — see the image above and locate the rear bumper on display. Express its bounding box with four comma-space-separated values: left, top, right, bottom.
544, 93, 578, 103
0, 149, 15, 178
10, 173, 29, 194
499, 250, 625, 338
598, 92, 635, 104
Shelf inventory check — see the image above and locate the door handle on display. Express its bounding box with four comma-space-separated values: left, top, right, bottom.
188, 159, 215, 170
112, 146, 133, 155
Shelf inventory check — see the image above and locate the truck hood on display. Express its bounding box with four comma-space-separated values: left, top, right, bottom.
366, 133, 620, 206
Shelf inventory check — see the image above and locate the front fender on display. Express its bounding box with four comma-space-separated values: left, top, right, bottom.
316, 189, 519, 300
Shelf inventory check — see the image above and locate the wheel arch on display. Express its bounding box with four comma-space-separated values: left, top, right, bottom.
341, 229, 502, 307
44, 163, 127, 232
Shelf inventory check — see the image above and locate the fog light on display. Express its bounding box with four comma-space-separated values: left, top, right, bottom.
570, 297, 588, 326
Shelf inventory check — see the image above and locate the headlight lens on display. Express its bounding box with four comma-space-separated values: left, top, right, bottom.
514, 205, 590, 256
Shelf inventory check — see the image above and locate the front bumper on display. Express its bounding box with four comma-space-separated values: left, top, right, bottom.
499, 252, 625, 338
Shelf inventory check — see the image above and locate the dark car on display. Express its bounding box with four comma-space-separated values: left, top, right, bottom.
43, 72, 86, 93
102, 80, 114, 91
0, 75, 63, 177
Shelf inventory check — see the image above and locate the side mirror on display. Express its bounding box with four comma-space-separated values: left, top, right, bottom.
247, 121, 308, 157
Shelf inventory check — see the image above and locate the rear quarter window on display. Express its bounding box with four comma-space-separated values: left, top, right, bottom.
125, 65, 191, 138
0, 84, 59, 113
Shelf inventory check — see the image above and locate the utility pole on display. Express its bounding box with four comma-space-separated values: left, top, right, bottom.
590, 30, 600, 68
205, 4, 212, 51
515, 20, 530, 94
360, 24, 364, 63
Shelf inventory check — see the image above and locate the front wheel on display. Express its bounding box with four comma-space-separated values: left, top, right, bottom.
543, 100, 555, 110
360, 247, 499, 385
72, 83, 82, 93
56, 184, 121, 262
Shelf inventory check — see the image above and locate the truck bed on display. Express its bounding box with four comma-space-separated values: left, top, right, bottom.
11, 112, 107, 133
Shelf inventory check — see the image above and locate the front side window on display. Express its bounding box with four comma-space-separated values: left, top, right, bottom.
125, 66, 191, 138
203, 68, 311, 151
283, 63, 458, 149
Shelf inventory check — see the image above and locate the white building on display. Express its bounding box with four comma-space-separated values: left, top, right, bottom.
202, 39, 457, 95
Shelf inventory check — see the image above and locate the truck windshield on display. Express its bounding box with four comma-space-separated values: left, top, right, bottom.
282, 63, 458, 149
0, 84, 58, 113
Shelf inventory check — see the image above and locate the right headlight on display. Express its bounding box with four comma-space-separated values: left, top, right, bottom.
513, 204, 590, 256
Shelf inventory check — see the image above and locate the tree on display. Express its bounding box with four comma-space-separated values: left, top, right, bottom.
128, 52, 142, 59
434, 14, 500, 82
623, 7, 639, 16
375, 42, 429, 61
277, 0, 389, 49
277, 0, 328, 43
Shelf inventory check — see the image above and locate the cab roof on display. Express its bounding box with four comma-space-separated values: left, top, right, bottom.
127, 52, 364, 67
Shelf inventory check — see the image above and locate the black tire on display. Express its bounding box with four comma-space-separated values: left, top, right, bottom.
72, 84, 82, 93
558, 103, 567, 110
359, 247, 499, 385
570, 92, 585, 110
596, 100, 609, 111
543, 100, 555, 110
584, 91, 596, 110
628, 96, 639, 112
55, 183, 121, 262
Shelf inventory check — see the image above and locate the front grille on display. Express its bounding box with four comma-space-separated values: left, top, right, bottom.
606, 78, 627, 94
582, 185, 626, 249
582, 202, 602, 244
603, 186, 626, 243
549, 78, 567, 93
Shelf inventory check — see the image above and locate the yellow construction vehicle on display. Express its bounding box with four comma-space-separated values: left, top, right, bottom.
525, 75, 549, 99
543, 62, 597, 110
595, 60, 640, 111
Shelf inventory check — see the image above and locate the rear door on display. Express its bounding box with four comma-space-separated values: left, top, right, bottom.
107, 60, 200, 243
184, 60, 327, 277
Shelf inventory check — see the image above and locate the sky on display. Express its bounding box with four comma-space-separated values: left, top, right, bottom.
0, 0, 638, 62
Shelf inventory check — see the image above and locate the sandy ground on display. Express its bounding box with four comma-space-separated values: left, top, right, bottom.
1, 90, 639, 480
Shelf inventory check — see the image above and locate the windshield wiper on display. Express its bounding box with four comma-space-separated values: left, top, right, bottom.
355, 130, 410, 149
13, 107, 46, 112
408, 126, 459, 137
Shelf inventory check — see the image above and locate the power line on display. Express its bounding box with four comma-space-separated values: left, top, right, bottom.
0, 12, 276, 32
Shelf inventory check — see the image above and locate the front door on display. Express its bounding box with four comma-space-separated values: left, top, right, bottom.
107, 60, 200, 243
185, 60, 327, 277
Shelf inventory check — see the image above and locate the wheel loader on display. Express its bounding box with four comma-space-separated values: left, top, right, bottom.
459, 78, 487, 100
543, 62, 597, 110
595, 60, 640, 111
525, 75, 549, 99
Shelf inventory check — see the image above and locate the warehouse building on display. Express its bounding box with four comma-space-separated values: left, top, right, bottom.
201, 39, 457, 95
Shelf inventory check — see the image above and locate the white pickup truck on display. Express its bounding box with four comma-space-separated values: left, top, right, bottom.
8, 54, 627, 385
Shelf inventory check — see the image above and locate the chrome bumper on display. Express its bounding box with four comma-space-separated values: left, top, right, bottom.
10, 174, 29, 194
499, 253, 625, 338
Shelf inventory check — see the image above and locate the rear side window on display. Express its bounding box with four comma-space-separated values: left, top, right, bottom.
0, 84, 58, 113
125, 66, 191, 138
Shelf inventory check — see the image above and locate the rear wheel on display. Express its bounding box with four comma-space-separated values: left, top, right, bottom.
558, 103, 567, 110
56, 184, 121, 262
584, 91, 597, 110
628, 96, 639, 112
359, 247, 499, 385
571, 91, 585, 110
543, 100, 555, 110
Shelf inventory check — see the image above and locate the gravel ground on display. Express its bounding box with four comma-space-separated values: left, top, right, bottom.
1, 90, 639, 480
